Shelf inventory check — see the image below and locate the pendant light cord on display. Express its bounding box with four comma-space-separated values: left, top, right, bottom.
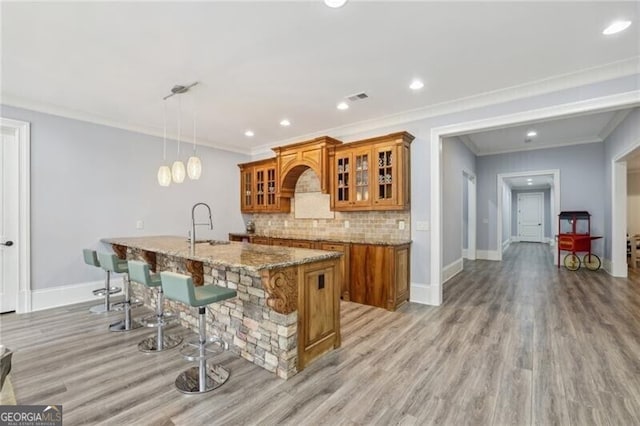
162, 101, 167, 161
177, 97, 182, 156
192, 94, 197, 153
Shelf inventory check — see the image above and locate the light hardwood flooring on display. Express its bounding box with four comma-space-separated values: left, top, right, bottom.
2, 242, 640, 425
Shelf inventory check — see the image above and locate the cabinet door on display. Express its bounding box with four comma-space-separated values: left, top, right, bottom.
265, 167, 278, 210
372, 145, 397, 208
349, 244, 387, 308
240, 168, 254, 212
254, 167, 266, 209
320, 242, 349, 301
333, 152, 352, 209
352, 148, 372, 208
391, 245, 410, 310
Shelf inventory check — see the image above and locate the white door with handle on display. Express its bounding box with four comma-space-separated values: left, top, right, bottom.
517, 192, 544, 243
1, 125, 19, 313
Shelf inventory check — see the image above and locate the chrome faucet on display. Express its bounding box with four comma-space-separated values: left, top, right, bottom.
190, 202, 213, 255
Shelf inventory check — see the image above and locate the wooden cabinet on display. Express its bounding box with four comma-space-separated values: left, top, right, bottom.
250, 236, 270, 245
319, 242, 350, 301
238, 159, 290, 213
349, 243, 410, 311
330, 132, 412, 211
297, 259, 341, 370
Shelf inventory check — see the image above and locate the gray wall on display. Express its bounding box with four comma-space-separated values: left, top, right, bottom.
0, 105, 249, 290
511, 188, 552, 239
502, 183, 511, 244
442, 137, 476, 265
476, 142, 606, 255
462, 176, 468, 250
603, 108, 640, 261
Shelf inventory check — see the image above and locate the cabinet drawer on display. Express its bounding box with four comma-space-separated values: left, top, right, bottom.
250, 237, 270, 245
320, 243, 345, 252
271, 239, 291, 247
290, 240, 314, 249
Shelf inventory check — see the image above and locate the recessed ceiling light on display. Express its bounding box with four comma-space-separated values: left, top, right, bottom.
324, 0, 347, 8
280, 119, 291, 127
526, 130, 537, 137
603, 20, 632, 35
244, 130, 254, 137
527, 182, 533, 186
337, 101, 349, 110
409, 79, 424, 91
527, 178, 533, 182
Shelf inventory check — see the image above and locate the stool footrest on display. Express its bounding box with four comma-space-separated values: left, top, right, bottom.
92, 287, 122, 297
175, 365, 230, 394
179, 337, 227, 362
140, 312, 178, 328
138, 335, 183, 353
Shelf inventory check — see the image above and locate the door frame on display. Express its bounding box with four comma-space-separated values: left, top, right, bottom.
1, 117, 31, 313
429, 91, 639, 305
462, 170, 476, 261
516, 191, 545, 243
611, 140, 640, 277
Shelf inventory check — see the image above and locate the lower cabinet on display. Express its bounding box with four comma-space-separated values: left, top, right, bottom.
349, 243, 410, 311
319, 242, 350, 301
250, 236, 270, 245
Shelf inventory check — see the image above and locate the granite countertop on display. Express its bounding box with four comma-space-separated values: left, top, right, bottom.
229, 232, 411, 246
102, 236, 342, 272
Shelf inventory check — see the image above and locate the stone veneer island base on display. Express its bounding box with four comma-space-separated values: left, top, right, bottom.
102, 236, 342, 379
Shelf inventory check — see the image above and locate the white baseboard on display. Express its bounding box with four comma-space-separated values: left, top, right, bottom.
443, 258, 463, 284
410, 282, 441, 306
502, 238, 511, 253
476, 250, 501, 261
462, 248, 468, 258
31, 279, 113, 312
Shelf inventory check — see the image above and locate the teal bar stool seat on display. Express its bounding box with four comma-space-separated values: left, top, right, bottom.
160, 271, 237, 394
83, 249, 121, 314
97, 252, 142, 332
128, 261, 182, 353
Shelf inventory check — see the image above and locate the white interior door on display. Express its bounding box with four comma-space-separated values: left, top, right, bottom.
517, 192, 543, 243
1, 126, 19, 313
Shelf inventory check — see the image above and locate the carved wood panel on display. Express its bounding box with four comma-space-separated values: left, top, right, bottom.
112, 244, 127, 260
141, 250, 157, 272
262, 267, 298, 314
185, 259, 204, 287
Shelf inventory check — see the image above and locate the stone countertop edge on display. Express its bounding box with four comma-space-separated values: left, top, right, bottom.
101, 236, 343, 272
230, 233, 412, 246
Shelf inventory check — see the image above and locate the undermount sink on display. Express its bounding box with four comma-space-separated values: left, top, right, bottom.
192, 239, 230, 246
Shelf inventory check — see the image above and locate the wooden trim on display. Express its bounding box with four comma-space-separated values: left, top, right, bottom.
185, 259, 204, 287
112, 244, 127, 260
141, 250, 157, 272
261, 266, 298, 314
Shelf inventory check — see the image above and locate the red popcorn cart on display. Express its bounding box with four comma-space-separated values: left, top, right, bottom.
557, 211, 602, 271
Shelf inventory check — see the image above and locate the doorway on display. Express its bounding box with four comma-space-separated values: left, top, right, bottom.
0, 118, 31, 313
517, 192, 544, 242
462, 171, 476, 261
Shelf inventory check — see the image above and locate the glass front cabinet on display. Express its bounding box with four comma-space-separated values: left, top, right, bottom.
330, 132, 411, 211
239, 159, 289, 213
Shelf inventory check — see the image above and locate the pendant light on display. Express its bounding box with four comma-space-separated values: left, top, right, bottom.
157, 101, 172, 187
171, 96, 186, 183
187, 96, 202, 180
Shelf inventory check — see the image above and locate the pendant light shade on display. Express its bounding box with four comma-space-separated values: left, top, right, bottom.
157, 165, 172, 187
187, 156, 202, 180
172, 160, 186, 183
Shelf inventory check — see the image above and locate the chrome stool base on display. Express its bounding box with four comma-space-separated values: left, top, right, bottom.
138, 335, 183, 353
175, 365, 230, 394
109, 319, 143, 332
89, 304, 109, 314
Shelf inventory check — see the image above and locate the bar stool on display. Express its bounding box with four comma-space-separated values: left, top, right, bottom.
160, 271, 237, 394
128, 260, 182, 352
97, 252, 142, 332
83, 249, 121, 314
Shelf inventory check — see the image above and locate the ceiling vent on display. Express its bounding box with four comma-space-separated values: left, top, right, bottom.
347, 92, 369, 102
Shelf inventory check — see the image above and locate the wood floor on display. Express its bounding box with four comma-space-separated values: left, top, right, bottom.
2, 242, 640, 425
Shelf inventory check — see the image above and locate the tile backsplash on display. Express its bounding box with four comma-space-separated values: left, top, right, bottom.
248, 169, 410, 242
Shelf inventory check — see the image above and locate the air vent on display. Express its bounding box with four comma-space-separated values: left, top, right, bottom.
347, 92, 369, 102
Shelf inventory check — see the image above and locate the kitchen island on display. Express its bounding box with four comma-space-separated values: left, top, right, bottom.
101, 236, 342, 379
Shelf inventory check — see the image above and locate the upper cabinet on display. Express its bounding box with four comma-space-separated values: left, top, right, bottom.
330, 132, 413, 211
238, 131, 413, 213
239, 158, 290, 213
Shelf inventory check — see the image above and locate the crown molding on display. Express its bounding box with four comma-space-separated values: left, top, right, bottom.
251, 56, 640, 156
599, 108, 633, 141
0, 95, 249, 155
458, 134, 479, 155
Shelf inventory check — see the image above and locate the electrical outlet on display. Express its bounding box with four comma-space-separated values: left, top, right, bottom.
398, 220, 405, 230
268, 220, 272, 226
284, 220, 288, 228
416, 221, 429, 231
313, 220, 318, 228
136, 220, 144, 230
344, 220, 350, 228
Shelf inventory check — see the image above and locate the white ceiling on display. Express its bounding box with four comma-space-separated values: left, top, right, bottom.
504, 175, 554, 190
1, 2, 639, 154
459, 108, 634, 156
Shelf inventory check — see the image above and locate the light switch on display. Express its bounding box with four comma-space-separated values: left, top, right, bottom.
344, 220, 350, 228
136, 220, 144, 230
284, 220, 288, 228
398, 220, 405, 230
